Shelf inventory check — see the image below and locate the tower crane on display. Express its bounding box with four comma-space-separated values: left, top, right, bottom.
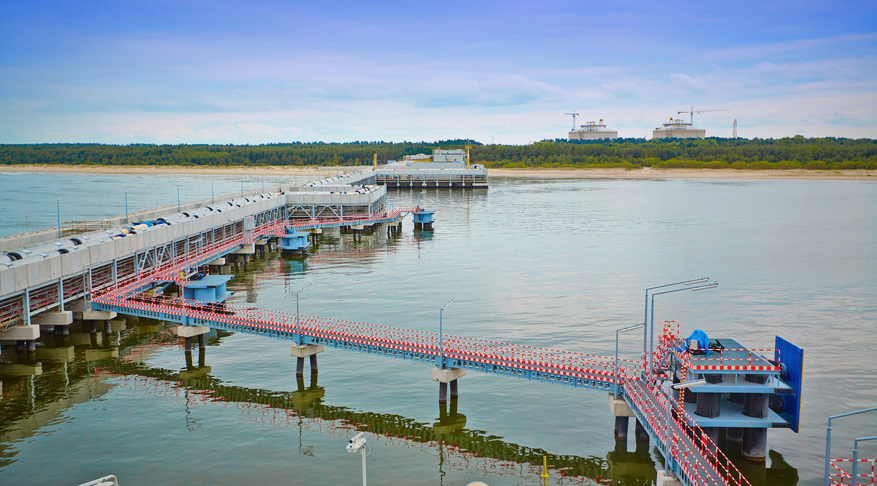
677, 106, 729, 126
564, 111, 580, 130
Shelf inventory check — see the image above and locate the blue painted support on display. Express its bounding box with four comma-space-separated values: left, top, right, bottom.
280, 231, 310, 253
413, 210, 434, 229
182, 275, 234, 303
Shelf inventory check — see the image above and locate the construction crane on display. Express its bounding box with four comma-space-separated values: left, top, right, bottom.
677, 106, 729, 125
564, 110, 580, 130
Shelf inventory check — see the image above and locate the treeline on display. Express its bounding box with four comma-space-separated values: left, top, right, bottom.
1, 137, 875, 170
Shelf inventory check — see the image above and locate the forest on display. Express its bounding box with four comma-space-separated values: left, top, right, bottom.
1, 137, 875, 170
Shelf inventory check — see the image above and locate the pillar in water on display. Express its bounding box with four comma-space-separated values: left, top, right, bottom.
184, 337, 192, 353
449, 379, 458, 398
438, 382, 448, 403
198, 334, 205, 349
635, 419, 649, 443
741, 374, 769, 462
614, 416, 629, 442
296, 357, 305, 376
309, 354, 318, 372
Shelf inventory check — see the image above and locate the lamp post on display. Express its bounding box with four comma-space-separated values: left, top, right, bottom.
56, 198, 62, 238
177, 185, 181, 212
614, 323, 644, 399
240, 178, 243, 198
824, 407, 877, 486
296, 283, 312, 345
439, 300, 454, 369
649, 281, 718, 376
643, 278, 709, 370
125, 191, 129, 223
211, 181, 215, 204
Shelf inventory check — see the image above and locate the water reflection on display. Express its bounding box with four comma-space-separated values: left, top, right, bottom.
0, 319, 798, 485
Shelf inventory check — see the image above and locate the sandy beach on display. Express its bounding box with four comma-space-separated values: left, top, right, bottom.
1, 164, 874, 180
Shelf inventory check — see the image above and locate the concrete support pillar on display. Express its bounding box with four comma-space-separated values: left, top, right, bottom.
742, 429, 767, 462
432, 368, 466, 404
614, 416, 629, 442
60, 325, 69, 336
635, 419, 649, 443
16, 340, 25, 353
740, 374, 769, 462
103, 320, 112, 335
175, 326, 210, 355
726, 427, 743, 447
656, 470, 683, 486
696, 392, 721, 418
291, 344, 324, 376
197, 334, 205, 349
90, 321, 97, 334
27, 340, 36, 353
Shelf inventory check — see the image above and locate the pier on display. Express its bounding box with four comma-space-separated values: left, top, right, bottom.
0, 172, 808, 486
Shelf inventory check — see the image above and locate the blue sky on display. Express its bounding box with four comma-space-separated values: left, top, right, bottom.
1, 0, 875, 144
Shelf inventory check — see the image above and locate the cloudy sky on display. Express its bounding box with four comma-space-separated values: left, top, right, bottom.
1, 0, 875, 144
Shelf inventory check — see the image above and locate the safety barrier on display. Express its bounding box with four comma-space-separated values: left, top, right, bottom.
620, 367, 751, 486
830, 459, 877, 485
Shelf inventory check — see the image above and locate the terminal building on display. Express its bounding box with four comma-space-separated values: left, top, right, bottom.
376, 149, 487, 189
652, 118, 706, 139
568, 120, 618, 140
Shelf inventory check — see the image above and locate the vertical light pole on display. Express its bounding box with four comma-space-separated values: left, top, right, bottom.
614, 323, 644, 398
56, 198, 62, 238
125, 191, 129, 223
211, 181, 215, 204
439, 300, 454, 369
262, 175, 265, 191
296, 283, 312, 345
649, 281, 718, 376
177, 186, 181, 212
240, 177, 243, 198
643, 278, 710, 373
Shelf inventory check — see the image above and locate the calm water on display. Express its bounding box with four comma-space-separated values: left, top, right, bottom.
1, 172, 876, 486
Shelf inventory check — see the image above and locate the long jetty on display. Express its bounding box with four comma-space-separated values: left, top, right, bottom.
0, 169, 802, 486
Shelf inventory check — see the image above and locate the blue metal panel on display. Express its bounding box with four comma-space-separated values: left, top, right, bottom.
775, 336, 804, 433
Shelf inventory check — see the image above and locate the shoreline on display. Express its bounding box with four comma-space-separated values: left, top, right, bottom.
1, 164, 874, 180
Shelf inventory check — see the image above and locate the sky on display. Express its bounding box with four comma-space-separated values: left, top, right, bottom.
1, 0, 876, 144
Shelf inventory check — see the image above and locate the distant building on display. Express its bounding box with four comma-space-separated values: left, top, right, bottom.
392, 149, 481, 170
652, 118, 706, 139
569, 120, 618, 140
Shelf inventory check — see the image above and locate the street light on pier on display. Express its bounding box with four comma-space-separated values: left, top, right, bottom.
439, 300, 454, 370
648, 280, 718, 376
614, 322, 645, 399
296, 283, 312, 345
642, 278, 710, 371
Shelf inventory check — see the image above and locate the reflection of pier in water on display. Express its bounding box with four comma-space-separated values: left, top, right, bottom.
101, 358, 654, 485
